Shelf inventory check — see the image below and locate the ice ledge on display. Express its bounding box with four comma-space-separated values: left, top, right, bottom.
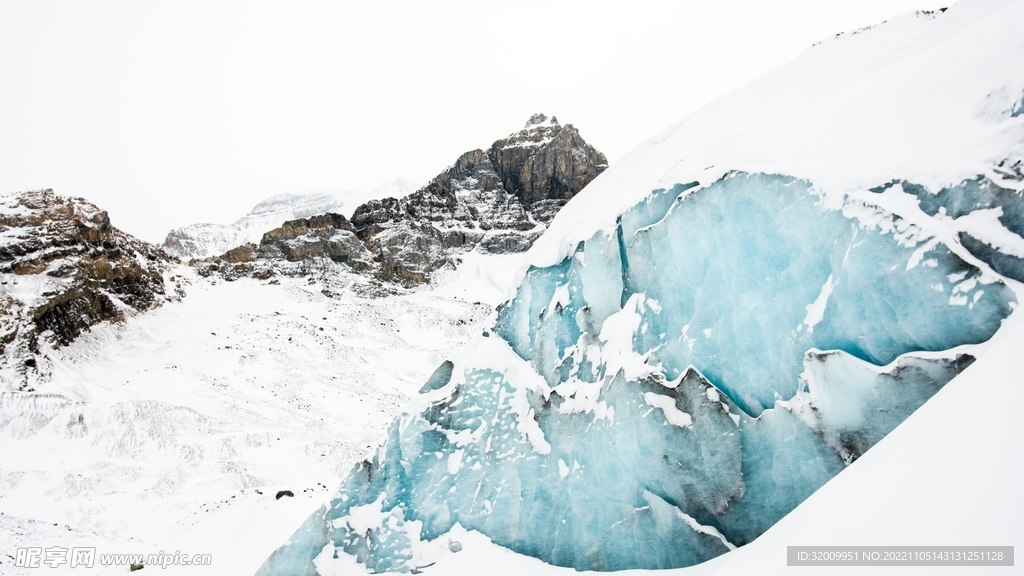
701, 316, 1024, 576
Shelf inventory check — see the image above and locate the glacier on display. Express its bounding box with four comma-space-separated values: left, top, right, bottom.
496, 172, 1010, 416
256, 171, 1016, 574
257, 1, 1024, 572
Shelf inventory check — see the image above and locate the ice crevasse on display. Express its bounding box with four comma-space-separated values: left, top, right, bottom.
256, 171, 1018, 574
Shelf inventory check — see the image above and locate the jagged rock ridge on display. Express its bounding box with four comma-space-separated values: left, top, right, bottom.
201, 115, 608, 286
0, 189, 182, 389
162, 178, 421, 260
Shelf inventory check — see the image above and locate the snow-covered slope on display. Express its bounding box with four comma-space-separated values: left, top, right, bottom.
259, 1, 1024, 573
0, 112, 604, 574
0, 252, 531, 575
163, 179, 420, 259
532, 1, 1024, 270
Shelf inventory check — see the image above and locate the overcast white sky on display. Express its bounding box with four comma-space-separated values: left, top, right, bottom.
0, 0, 952, 243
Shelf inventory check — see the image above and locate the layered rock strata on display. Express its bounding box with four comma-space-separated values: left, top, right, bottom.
0, 189, 181, 389
201, 114, 607, 286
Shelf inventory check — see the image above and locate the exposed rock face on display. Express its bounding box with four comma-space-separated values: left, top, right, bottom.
162, 179, 422, 260
196, 212, 376, 283
490, 113, 609, 213
260, 213, 373, 267
0, 189, 181, 389
202, 115, 607, 287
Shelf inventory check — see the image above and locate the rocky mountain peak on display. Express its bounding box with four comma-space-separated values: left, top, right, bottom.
525, 113, 558, 127
201, 115, 608, 287
488, 115, 607, 216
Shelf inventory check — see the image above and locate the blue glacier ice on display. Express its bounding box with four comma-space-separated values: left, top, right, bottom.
872, 175, 1024, 282
258, 172, 1017, 575
500, 172, 1011, 416
418, 360, 454, 394
959, 233, 1024, 283
900, 177, 1024, 232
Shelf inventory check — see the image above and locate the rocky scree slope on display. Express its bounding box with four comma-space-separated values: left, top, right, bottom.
0, 189, 182, 390
197, 114, 607, 286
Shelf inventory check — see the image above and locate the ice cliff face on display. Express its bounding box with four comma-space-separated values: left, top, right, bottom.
496, 172, 1010, 417
199, 115, 607, 287
258, 1, 1024, 573
0, 190, 182, 390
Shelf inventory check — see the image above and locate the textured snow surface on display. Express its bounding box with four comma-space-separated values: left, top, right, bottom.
0, 253, 523, 575
260, 0, 1024, 573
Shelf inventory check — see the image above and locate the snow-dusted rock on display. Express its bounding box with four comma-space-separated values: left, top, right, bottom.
163, 180, 421, 260
0, 189, 182, 390
201, 115, 607, 287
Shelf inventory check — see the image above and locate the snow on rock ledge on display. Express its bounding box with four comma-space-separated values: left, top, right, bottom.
0, 189, 182, 390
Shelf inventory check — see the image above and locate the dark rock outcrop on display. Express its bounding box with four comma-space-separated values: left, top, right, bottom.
253, 213, 373, 268
196, 212, 376, 284
202, 114, 607, 287
490, 113, 608, 212
0, 189, 182, 389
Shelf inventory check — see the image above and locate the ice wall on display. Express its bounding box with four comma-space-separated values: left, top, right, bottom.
873, 175, 1024, 282
498, 172, 1012, 416
258, 171, 1017, 575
